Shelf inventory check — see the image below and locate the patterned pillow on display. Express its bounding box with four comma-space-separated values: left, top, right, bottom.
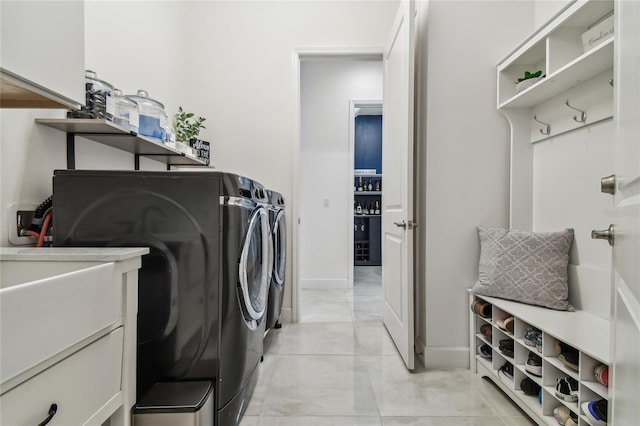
471, 227, 574, 311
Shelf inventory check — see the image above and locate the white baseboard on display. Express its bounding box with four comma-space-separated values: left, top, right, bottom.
301, 278, 349, 289
424, 346, 470, 369
279, 307, 292, 323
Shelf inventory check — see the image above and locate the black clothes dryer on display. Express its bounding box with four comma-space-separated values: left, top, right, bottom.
53, 170, 271, 426
264, 189, 286, 330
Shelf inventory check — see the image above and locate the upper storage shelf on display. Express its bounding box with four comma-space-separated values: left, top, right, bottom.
497, 0, 614, 109
35, 118, 209, 169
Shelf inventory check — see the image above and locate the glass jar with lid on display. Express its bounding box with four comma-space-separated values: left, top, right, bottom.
82, 70, 117, 120
113, 89, 139, 133
125, 90, 167, 141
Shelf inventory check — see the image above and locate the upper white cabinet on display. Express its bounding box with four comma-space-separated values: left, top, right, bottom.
497, 0, 614, 110
0, 0, 85, 109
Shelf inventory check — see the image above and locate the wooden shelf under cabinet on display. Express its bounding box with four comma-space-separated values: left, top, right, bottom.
35, 118, 209, 169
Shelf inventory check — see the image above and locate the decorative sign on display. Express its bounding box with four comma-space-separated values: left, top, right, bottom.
189, 139, 210, 166
354, 169, 377, 175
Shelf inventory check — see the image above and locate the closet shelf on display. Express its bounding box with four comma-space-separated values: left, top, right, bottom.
499, 38, 613, 109
355, 191, 381, 195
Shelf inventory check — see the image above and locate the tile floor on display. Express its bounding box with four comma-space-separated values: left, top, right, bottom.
241, 267, 536, 425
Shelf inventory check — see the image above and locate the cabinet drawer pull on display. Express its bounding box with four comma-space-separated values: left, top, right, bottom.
37, 403, 58, 426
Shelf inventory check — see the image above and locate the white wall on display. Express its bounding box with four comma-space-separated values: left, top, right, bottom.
0, 1, 397, 323
299, 59, 382, 288
415, 0, 535, 368
182, 1, 397, 318
0, 2, 184, 246
535, 0, 572, 28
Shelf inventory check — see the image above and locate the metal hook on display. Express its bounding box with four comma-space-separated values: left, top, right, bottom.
564, 99, 587, 123
533, 115, 551, 135
609, 79, 614, 87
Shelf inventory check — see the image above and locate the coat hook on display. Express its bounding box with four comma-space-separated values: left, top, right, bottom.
533, 115, 551, 135
609, 79, 614, 87
564, 99, 587, 123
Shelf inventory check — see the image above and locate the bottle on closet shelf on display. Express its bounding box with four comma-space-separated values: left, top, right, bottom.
363, 202, 369, 215
356, 202, 362, 215
361, 222, 366, 231
357, 177, 363, 192
367, 179, 373, 191
374, 200, 380, 215
375, 180, 381, 192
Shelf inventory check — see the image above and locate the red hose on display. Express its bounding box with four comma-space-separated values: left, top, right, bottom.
37, 211, 52, 248
27, 231, 40, 238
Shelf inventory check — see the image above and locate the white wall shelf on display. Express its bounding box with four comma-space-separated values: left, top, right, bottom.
499, 38, 613, 109
35, 118, 209, 170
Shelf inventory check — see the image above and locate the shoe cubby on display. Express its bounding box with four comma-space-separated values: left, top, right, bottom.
579, 353, 609, 400
542, 334, 580, 381
542, 360, 580, 414
492, 306, 514, 336
469, 292, 610, 426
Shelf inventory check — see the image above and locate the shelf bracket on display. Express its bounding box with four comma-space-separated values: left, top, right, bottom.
66, 132, 76, 169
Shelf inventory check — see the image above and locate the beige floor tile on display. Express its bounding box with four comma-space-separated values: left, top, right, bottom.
350, 298, 383, 321
239, 415, 260, 425
244, 353, 280, 416
499, 416, 537, 425
260, 354, 379, 416
364, 356, 496, 417
381, 416, 510, 425
253, 416, 382, 425
300, 299, 354, 322
473, 376, 532, 419
353, 320, 398, 355
278, 322, 360, 355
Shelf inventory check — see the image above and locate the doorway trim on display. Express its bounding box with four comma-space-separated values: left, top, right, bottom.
348, 100, 383, 288
291, 46, 383, 322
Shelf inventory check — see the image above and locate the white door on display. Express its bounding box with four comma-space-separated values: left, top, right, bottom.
382, 0, 416, 370
610, 1, 640, 423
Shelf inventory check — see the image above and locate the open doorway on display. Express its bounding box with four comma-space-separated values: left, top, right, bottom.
296, 55, 383, 323
351, 102, 383, 321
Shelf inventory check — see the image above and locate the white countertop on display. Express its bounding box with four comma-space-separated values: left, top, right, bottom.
0, 247, 149, 261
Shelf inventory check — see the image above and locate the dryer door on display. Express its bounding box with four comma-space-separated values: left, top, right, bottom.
239, 207, 270, 328
272, 209, 286, 286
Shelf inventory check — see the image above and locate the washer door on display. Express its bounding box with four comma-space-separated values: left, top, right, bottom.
273, 209, 286, 286
238, 206, 270, 328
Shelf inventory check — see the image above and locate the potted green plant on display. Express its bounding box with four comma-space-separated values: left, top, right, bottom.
173, 107, 210, 165
515, 70, 545, 93
174, 106, 206, 143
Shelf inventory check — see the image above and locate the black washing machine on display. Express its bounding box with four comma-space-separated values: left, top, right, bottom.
53, 170, 270, 426
265, 189, 286, 330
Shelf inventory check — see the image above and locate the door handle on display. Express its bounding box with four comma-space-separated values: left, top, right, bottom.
601, 174, 616, 195
394, 220, 418, 230
591, 224, 615, 246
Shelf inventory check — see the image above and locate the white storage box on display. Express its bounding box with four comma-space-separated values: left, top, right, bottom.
581, 15, 614, 52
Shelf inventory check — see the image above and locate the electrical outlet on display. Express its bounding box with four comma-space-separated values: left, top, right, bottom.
8, 203, 38, 246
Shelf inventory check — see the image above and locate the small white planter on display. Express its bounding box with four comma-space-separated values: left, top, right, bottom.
515, 76, 544, 93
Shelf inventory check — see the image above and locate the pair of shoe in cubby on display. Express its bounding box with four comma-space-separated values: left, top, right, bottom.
541, 336, 609, 425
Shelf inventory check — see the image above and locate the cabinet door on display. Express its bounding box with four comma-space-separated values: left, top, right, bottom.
0, 0, 85, 107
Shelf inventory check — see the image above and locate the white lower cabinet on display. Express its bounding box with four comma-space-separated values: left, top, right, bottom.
1, 328, 123, 426
470, 293, 610, 426
0, 248, 147, 426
